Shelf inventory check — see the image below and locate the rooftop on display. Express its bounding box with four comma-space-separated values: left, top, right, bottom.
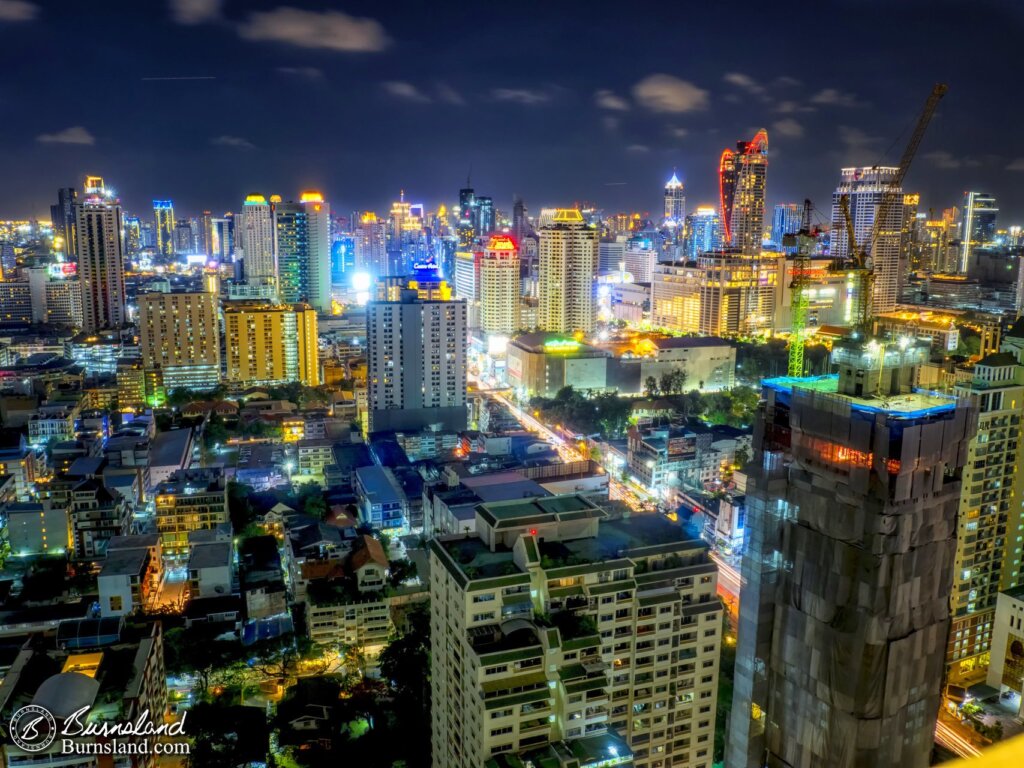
189, 541, 232, 570
762, 374, 958, 420
99, 547, 148, 578
150, 428, 193, 468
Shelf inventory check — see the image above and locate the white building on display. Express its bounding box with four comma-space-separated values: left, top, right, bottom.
240, 194, 277, 286
480, 235, 520, 336
830, 166, 904, 315
538, 209, 598, 333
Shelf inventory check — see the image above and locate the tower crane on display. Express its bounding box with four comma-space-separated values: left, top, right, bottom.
837, 83, 948, 329
786, 200, 815, 376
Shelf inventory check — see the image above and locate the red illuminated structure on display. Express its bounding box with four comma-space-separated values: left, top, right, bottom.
719, 129, 768, 249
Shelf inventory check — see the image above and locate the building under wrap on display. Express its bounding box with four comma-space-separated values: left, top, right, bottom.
728, 338, 977, 767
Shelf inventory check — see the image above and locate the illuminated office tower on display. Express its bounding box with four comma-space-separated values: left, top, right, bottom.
122, 215, 141, 257
355, 212, 388, 277
959, 191, 998, 272
945, 334, 1024, 680
223, 302, 319, 386
153, 199, 175, 257
173, 219, 194, 255
479, 235, 520, 336
50, 187, 78, 258
274, 192, 332, 312
770, 203, 802, 252
537, 209, 598, 334
240, 194, 277, 286
457, 186, 476, 247
684, 206, 722, 259
429, 496, 722, 768
138, 290, 221, 390
453, 248, 481, 327
210, 216, 234, 262
728, 339, 976, 768
664, 171, 685, 224
719, 129, 768, 254
200, 210, 213, 256
476, 195, 495, 235
77, 176, 127, 332
829, 167, 904, 315
366, 268, 467, 432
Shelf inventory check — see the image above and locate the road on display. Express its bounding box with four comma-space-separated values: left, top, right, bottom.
935, 718, 983, 759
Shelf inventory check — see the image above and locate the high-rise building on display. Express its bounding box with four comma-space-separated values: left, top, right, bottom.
769, 203, 802, 252
458, 186, 476, 247
664, 171, 685, 224
173, 219, 194, 255
719, 129, 768, 254
945, 333, 1024, 680
429, 495, 722, 768
960, 191, 998, 272
153, 199, 175, 258
684, 206, 722, 259
77, 177, 127, 332
200, 210, 213, 256
210, 216, 234, 262
240, 194, 277, 286
138, 290, 221, 391
728, 338, 976, 768
476, 195, 495, 236
538, 209, 598, 334
480, 234, 520, 336
366, 268, 467, 432
123, 215, 141, 256
274, 192, 332, 312
50, 187, 78, 259
355, 212, 388, 277
829, 166, 904, 315
512, 195, 530, 243
223, 302, 319, 386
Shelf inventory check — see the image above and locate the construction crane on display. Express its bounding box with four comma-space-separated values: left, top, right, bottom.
837, 82, 948, 329
785, 200, 815, 376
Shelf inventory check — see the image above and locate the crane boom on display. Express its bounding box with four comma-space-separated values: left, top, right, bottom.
786, 200, 815, 376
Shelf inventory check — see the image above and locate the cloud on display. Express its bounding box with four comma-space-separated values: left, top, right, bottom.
772, 118, 804, 138
668, 126, 688, 139
633, 74, 708, 113
923, 150, 961, 170
594, 89, 629, 111
492, 88, 550, 105
168, 0, 220, 24
602, 116, 620, 132
0, 0, 37, 21
723, 72, 764, 95
773, 76, 802, 87
811, 88, 863, 107
276, 66, 324, 80
435, 82, 465, 105
238, 7, 390, 52
211, 135, 255, 150
626, 144, 650, 154
838, 126, 878, 148
36, 126, 94, 145
1007, 158, 1024, 171
775, 100, 815, 114
383, 81, 431, 103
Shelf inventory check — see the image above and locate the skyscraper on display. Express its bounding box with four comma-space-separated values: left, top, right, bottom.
50, 187, 78, 259
138, 290, 221, 391
457, 186, 476, 247
210, 216, 234, 262
173, 219, 194, 255
684, 206, 722, 259
77, 177, 127, 332
479, 234, 520, 336
829, 167, 904, 315
664, 171, 685, 223
122, 215, 141, 257
200, 210, 213, 256
476, 195, 495, 236
223, 301, 319, 386
728, 338, 976, 768
153, 199, 175, 258
719, 129, 768, 254
960, 191, 998, 272
945, 332, 1024, 681
355, 212, 388, 277
770, 203, 802, 252
512, 195, 529, 243
274, 192, 332, 312
538, 209, 598, 334
429, 496, 722, 768
366, 267, 467, 432
240, 194, 277, 286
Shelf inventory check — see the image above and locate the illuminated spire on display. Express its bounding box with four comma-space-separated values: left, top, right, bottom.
665, 170, 683, 190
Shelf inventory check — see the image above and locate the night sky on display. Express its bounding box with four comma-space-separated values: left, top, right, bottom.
4, 0, 1024, 223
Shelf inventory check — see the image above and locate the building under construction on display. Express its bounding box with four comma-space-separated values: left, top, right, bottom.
727, 336, 977, 767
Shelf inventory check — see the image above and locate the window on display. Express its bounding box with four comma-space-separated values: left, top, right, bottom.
109, 595, 123, 611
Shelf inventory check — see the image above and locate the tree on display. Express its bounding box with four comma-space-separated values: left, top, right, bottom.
227, 481, 256, 532
296, 482, 327, 519
204, 413, 229, 450
388, 558, 418, 588
734, 445, 751, 469
644, 376, 659, 397
378, 602, 431, 765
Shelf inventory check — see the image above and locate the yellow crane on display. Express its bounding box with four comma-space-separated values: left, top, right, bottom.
837, 83, 948, 329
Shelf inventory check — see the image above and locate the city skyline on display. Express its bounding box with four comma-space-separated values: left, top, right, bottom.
3, 0, 1024, 219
